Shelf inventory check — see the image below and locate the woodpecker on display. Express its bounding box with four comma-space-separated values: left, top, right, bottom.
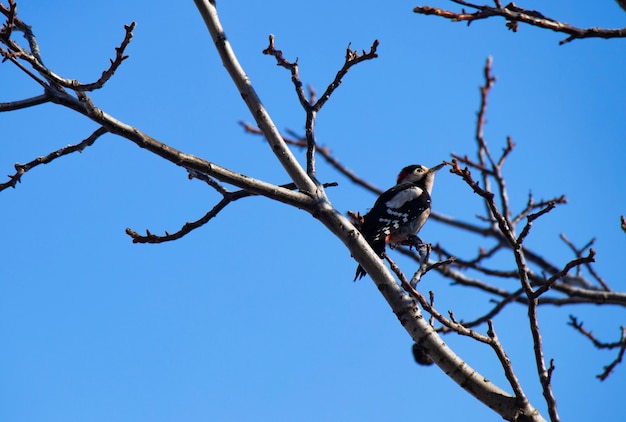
354, 162, 446, 280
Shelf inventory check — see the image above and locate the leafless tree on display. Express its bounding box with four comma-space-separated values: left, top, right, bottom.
2, 1, 625, 421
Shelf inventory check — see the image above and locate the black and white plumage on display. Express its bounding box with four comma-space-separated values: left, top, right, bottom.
354, 162, 446, 280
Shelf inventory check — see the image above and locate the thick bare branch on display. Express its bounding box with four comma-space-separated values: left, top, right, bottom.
387, 258, 537, 418
193, 0, 317, 195
313, 205, 546, 420
414, 1, 626, 44
29, 85, 313, 210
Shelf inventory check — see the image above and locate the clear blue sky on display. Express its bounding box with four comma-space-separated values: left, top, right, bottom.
2, 1, 625, 421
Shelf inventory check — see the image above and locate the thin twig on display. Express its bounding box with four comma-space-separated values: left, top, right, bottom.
313, 40, 379, 112
0, 127, 108, 191
533, 250, 596, 298
517, 200, 559, 245
241, 122, 383, 194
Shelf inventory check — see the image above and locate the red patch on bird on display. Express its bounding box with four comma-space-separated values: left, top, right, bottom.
396, 170, 409, 184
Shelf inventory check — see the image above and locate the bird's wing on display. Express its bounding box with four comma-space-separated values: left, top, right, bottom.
362, 184, 430, 242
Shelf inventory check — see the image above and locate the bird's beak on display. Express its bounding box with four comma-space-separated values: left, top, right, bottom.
428, 161, 447, 174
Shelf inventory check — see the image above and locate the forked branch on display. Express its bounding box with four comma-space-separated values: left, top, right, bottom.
125, 176, 337, 244
569, 316, 626, 381
262, 34, 378, 179
386, 257, 533, 416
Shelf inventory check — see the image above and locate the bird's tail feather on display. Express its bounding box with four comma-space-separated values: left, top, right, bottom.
354, 264, 367, 281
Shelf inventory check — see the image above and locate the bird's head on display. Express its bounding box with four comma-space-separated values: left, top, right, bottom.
396, 161, 447, 194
